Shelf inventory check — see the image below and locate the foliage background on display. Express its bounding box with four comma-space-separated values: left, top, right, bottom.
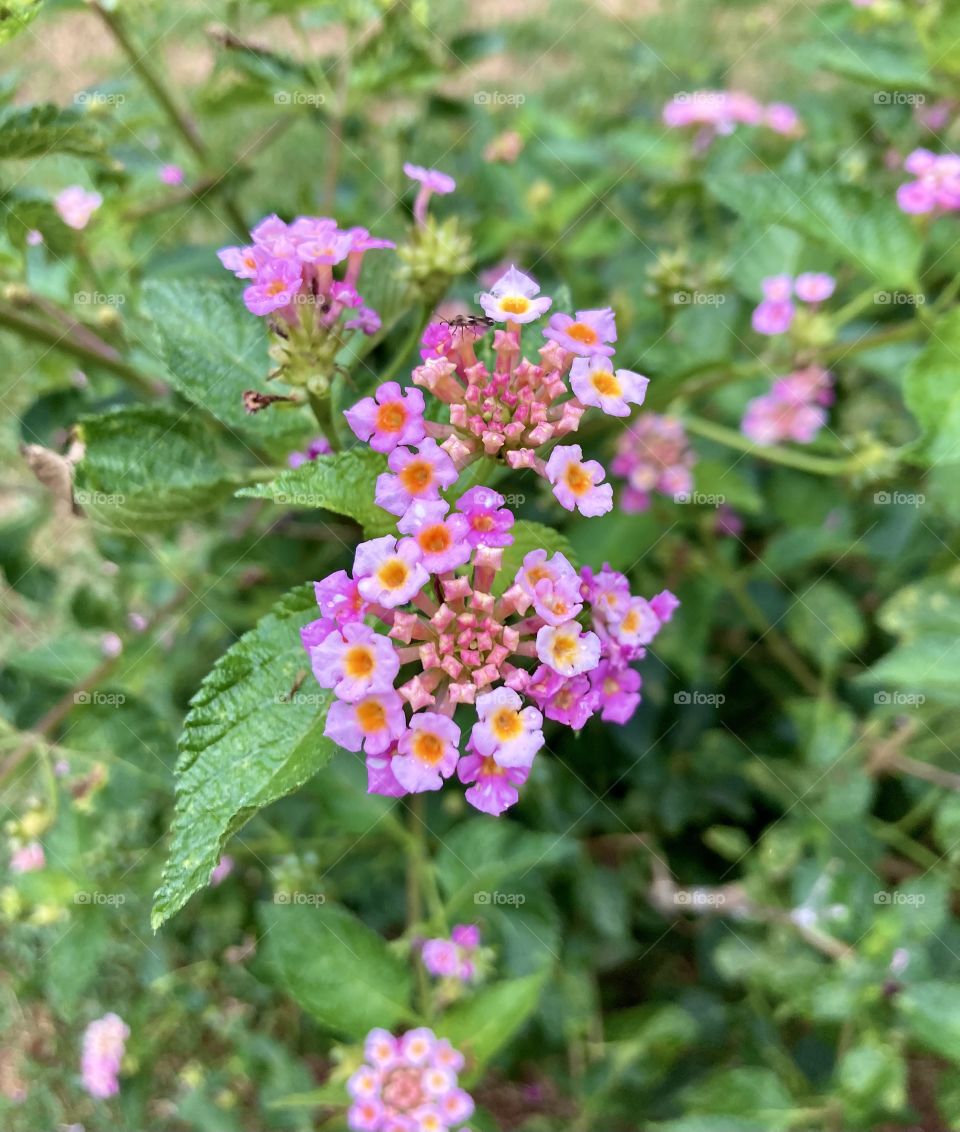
3, 0, 960, 1130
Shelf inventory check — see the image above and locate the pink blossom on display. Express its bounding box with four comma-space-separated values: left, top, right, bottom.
10, 842, 44, 873
26, 229, 43, 246
612, 414, 695, 512
308, 622, 401, 702
609, 597, 662, 649
354, 535, 430, 607
348, 1027, 473, 1132
394, 712, 461, 792
81, 1013, 129, 1099
455, 487, 515, 549
478, 265, 553, 324
752, 298, 795, 336
590, 661, 642, 723
794, 272, 836, 303
288, 436, 332, 468
325, 691, 407, 754
217, 245, 260, 279
471, 688, 544, 769
243, 256, 302, 316
422, 924, 480, 981
741, 365, 833, 445
543, 308, 617, 356
544, 445, 613, 516
663, 91, 800, 142
55, 186, 102, 230
528, 666, 596, 730
398, 500, 473, 574
762, 274, 794, 302
366, 746, 408, 798
314, 569, 367, 625
897, 149, 960, 214
376, 440, 459, 516
209, 855, 234, 886
536, 621, 602, 677
765, 103, 800, 135
570, 355, 649, 417
159, 163, 184, 185
403, 162, 456, 226
345, 382, 426, 452
457, 750, 530, 816
649, 589, 681, 624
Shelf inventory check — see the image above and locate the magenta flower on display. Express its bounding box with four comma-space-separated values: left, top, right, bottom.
54, 185, 102, 230
663, 91, 800, 144
741, 365, 833, 446
752, 298, 795, 336
516, 549, 583, 626
314, 570, 366, 626
288, 436, 332, 468
243, 256, 302, 316
762, 274, 794, 302
589, 660, 642, 723
217, 245, 260, 279
471, 687, 544, 769
325, 691, 407, 754
528, 665, 596, 730
394, 712, 461, 792
345, 382, 426, 452
375, 439, 459, 517
794, 272, 836, 303
422, 924, 481, 981
543, 308, 617, 356
354, 535, 430, 607
897, 149, 960, 214
397, 500, 473, 574
765, 103, 800, 135
458, 747, 531, 816
209, 855, 234, 886
81, 1013, 129, 1099
403, 162, 457, 226
544, 445, 613, 516
479, 265, 553, 324
309, 622, 401, 701
612, 413, 696, 512
347, 1027, 473, 1132
159, 163, 184, 185
455, 487, 515, 549
10, 842, 44, 873
569, 356, 649, 417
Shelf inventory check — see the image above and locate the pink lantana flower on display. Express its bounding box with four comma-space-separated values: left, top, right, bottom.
403, 162, 456, 226
569, 356, 649, 417
394, 712, 461, 792
742, 364, 833, 446
544, 308, 617, 356
159, 163, 184, 185
375, 439, 458, 517
243, 256, 302, 316
81, 1013, 129, 1099
10, 842, 45, 873
209, 855, 234, 886
544, 445, 613, 516
345, 382, 426, 452
421, 924, 481, 981
325, 691, 407, 754
458, 749, 531, 816
589, 660, 642, 724
308, 622, 401, 702
354, 535, 430, 607
471, 688, 544, 769
752, 298, 795, 336
455, 487, 515, 549
897, 149, 960, 215
794, 272, 836, 303
536, 621, 602, 678
479, 265, 553, 324
54, 185, 102, 230
612, 413, 696, 512
397, 500, 473, 574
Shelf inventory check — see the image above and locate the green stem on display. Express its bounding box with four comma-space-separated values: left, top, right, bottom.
684, 415, 855, 476
307, 391, 341, 450
406, 793, 431, 1017
821, 320, 921, 363
379, 305, 432, 387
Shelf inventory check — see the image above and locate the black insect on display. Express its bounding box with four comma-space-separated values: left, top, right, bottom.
439, 314, 494, 333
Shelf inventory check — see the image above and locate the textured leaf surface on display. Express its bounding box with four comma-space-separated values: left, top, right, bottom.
436, 971, 548, 1075
238, 446, 394, 535
903, 309, 960, 465
152, 586, 333, 928
257, 900, 413, 1038
76, 405, 243, 531
0, 102, 103, 158
143, 280, 310, 446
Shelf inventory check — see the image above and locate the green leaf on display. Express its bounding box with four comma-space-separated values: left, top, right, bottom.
0, 0, 41, 47
808, 37, 934, 90
238, 446, 394, 535
784, 579, 865, 667
706, 172, 921, 288
435, 970, 548, 1076
152, 586, 334, 929
494, 519, 577, 595
903, 309, 960, 466
256, 900, 413, 1038
75, 405, 244, 531
142, 280, 311, 447
899, 982, 960, 1062
0, 102, 104, 159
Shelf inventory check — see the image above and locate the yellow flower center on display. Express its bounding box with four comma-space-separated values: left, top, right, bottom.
491, 708, 523, 741
567, 322, 599, 345
344, 646, 374, 679
356, 700, 387, 733
603, 677, 620, 695
564, 462, 592, 495
376, 402, 407, 433
551, 633, 577, 663
590, 369, 620, 397
378, 559, 409, 590
267, 280, 288, 296
413, 731, 445, 764
500, 295, 530, 315
622, 609, 639, 633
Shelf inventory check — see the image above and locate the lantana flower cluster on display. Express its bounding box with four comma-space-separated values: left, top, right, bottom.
741, 365, 834, 446
347, 1027, 473, 1132
611, 414, 696, 512
81, 1012, 129, 1099
663, 91, 800, 142
302, 500, 676, 815
752, 272, 836, 337
421, 924, 481, 983
346, 265, 648, 517
218, 214, 394, 391
896, 148, 960, 215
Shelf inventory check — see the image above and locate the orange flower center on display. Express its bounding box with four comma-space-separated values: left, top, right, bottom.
491, 708, 523, 741
472, 514, 494, 531
590, 369, 620, 397
622, 610, 639, 633
400, 461, 432, 493
344, 646, 374, 679
499, 295, 530, 315
413, 731, 445, 764
480, 755, 505, 776
376, 402, 407, 433
378, 559, 409, 589
267, 280, 288, 296
564, 462, 592, 495
567, 322, 599, 345
603, 677, 620, 695
356, 700, 387, 733
419, 524, 451, 555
